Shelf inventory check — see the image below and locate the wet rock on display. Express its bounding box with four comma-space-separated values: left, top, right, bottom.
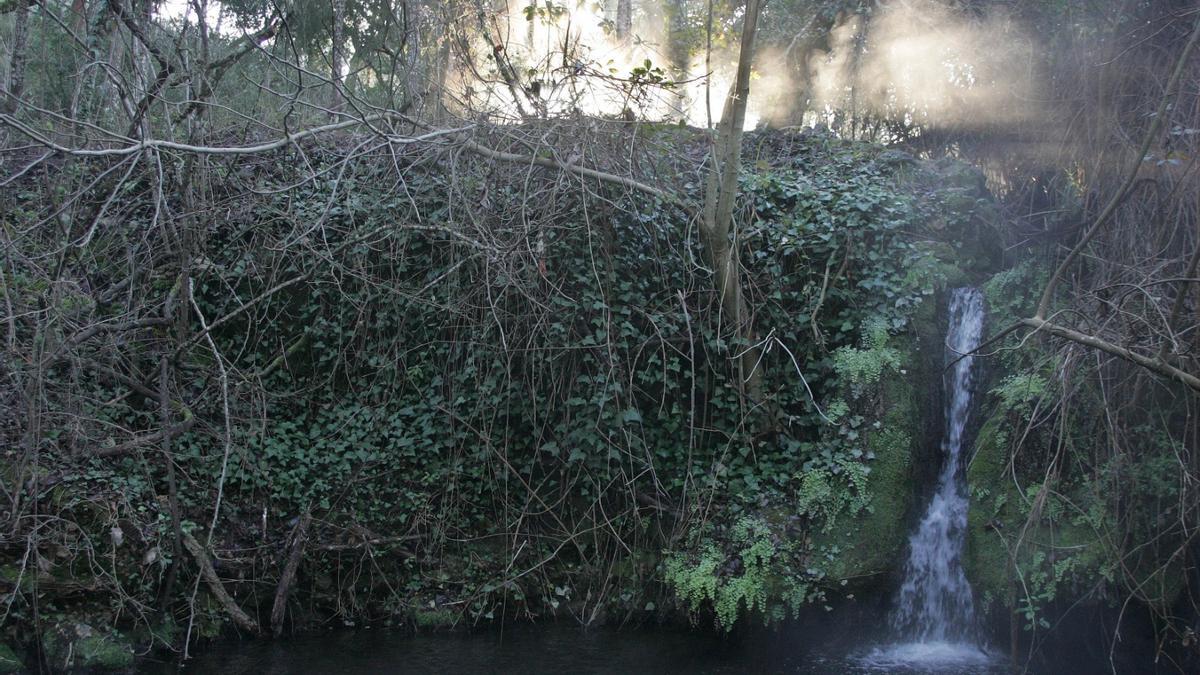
42, 622, 133, 671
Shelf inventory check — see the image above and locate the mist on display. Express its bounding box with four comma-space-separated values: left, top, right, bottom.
802, 0, 1041, 134
445, 0, 1044, 136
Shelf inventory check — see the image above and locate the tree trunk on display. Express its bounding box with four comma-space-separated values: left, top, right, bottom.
701, 0, 764, 404
3, 0, 29, 113
71, 0, 88, 34
330, 0, 347, 116
666, 0, 688, 114
616, 0, 632, 42
403, 0, 424, 111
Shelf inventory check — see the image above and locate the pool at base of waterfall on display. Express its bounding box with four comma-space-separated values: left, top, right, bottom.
147, 618, 1024, 674
856, 640, 1003, 673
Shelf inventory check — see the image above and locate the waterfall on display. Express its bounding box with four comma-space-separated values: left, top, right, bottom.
858, 287, 997, 670
892, 287, 986, 644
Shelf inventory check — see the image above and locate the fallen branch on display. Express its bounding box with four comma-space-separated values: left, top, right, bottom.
0, 112, 463, 157
182, 531, 261, 635
312, 534, 419, 554
633, 490, 682, 518
270, 510, 311, 636
1021, 317, 1200, 393
457, 136, 668, 199
3, 108, 669, 200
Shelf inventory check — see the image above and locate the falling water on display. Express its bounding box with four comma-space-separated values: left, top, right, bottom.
892, 287, 985, 642
862, 287, 992, 669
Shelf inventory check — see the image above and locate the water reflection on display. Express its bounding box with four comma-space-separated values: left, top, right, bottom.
152, 617, 1015, 674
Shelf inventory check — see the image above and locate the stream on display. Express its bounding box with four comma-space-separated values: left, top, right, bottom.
153, 616, 1015, 674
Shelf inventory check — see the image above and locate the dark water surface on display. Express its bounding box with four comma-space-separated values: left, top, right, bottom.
155, 618, 1021, 674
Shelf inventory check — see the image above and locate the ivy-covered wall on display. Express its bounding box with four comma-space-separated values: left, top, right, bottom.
1, 126, 1005, 659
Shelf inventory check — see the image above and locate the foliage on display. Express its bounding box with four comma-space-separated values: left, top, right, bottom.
0, 645, 18, 674
795, 461, 872, 532
982, 260, 1044, 331
1, 103, 985, 645
833, 317, 902, 396
41, 623, 134, 672
664, 516, 818, 630
3, 0, 1200, 667
990, 373, 1050, 416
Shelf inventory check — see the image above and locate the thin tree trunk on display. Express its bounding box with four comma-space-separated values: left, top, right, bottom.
433, 34, 451, 121
403, 0, 424, 111
616, 0, 632, 42
701, 0, 764, 403
330, 0, 346, 116
666, 0, 688, 114
3, 0, 30, 113
71, 0, 88, 34
156, 355, 184, 611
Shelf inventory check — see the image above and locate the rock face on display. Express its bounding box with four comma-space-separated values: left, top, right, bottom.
812, 294, 945, 587
962, 413, 1013, 606
42, 622, 133, 671
1, 128, 1013, 642
961, 268, 1187, 637
965, 411, 1186, 619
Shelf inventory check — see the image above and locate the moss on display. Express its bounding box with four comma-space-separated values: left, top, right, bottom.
1122, 541, 1186, 609
964, 413, 1017, 603
963, 413, 1179, 617
817, 428, 913, 581
0, 644, 22, 674
812, 344, 921, 581
130, 616, 179, 651
1141, 564, 1185, 608
43, 623, 134, 671
933, 159, 988, 192
0, 565, 33, 594
412, 608, 458, 630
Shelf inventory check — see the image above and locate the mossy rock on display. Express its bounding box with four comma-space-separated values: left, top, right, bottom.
917, 159, 1003, 275
963, 412, 1080, 607
963, 413, 1181, 616
932, 158, 988, 193
964, 413, 1016, 602
130, 616, 179, 652
0, 643, 23, 674
813, 424, 913, 582
876, 149, 918, 167
0, 565, 33, 594
412, 607, 459, 630
809, 289, 953, 585
42, 622, 134, 671
812, 341, 926, 582
1126, 557, 1186, 609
